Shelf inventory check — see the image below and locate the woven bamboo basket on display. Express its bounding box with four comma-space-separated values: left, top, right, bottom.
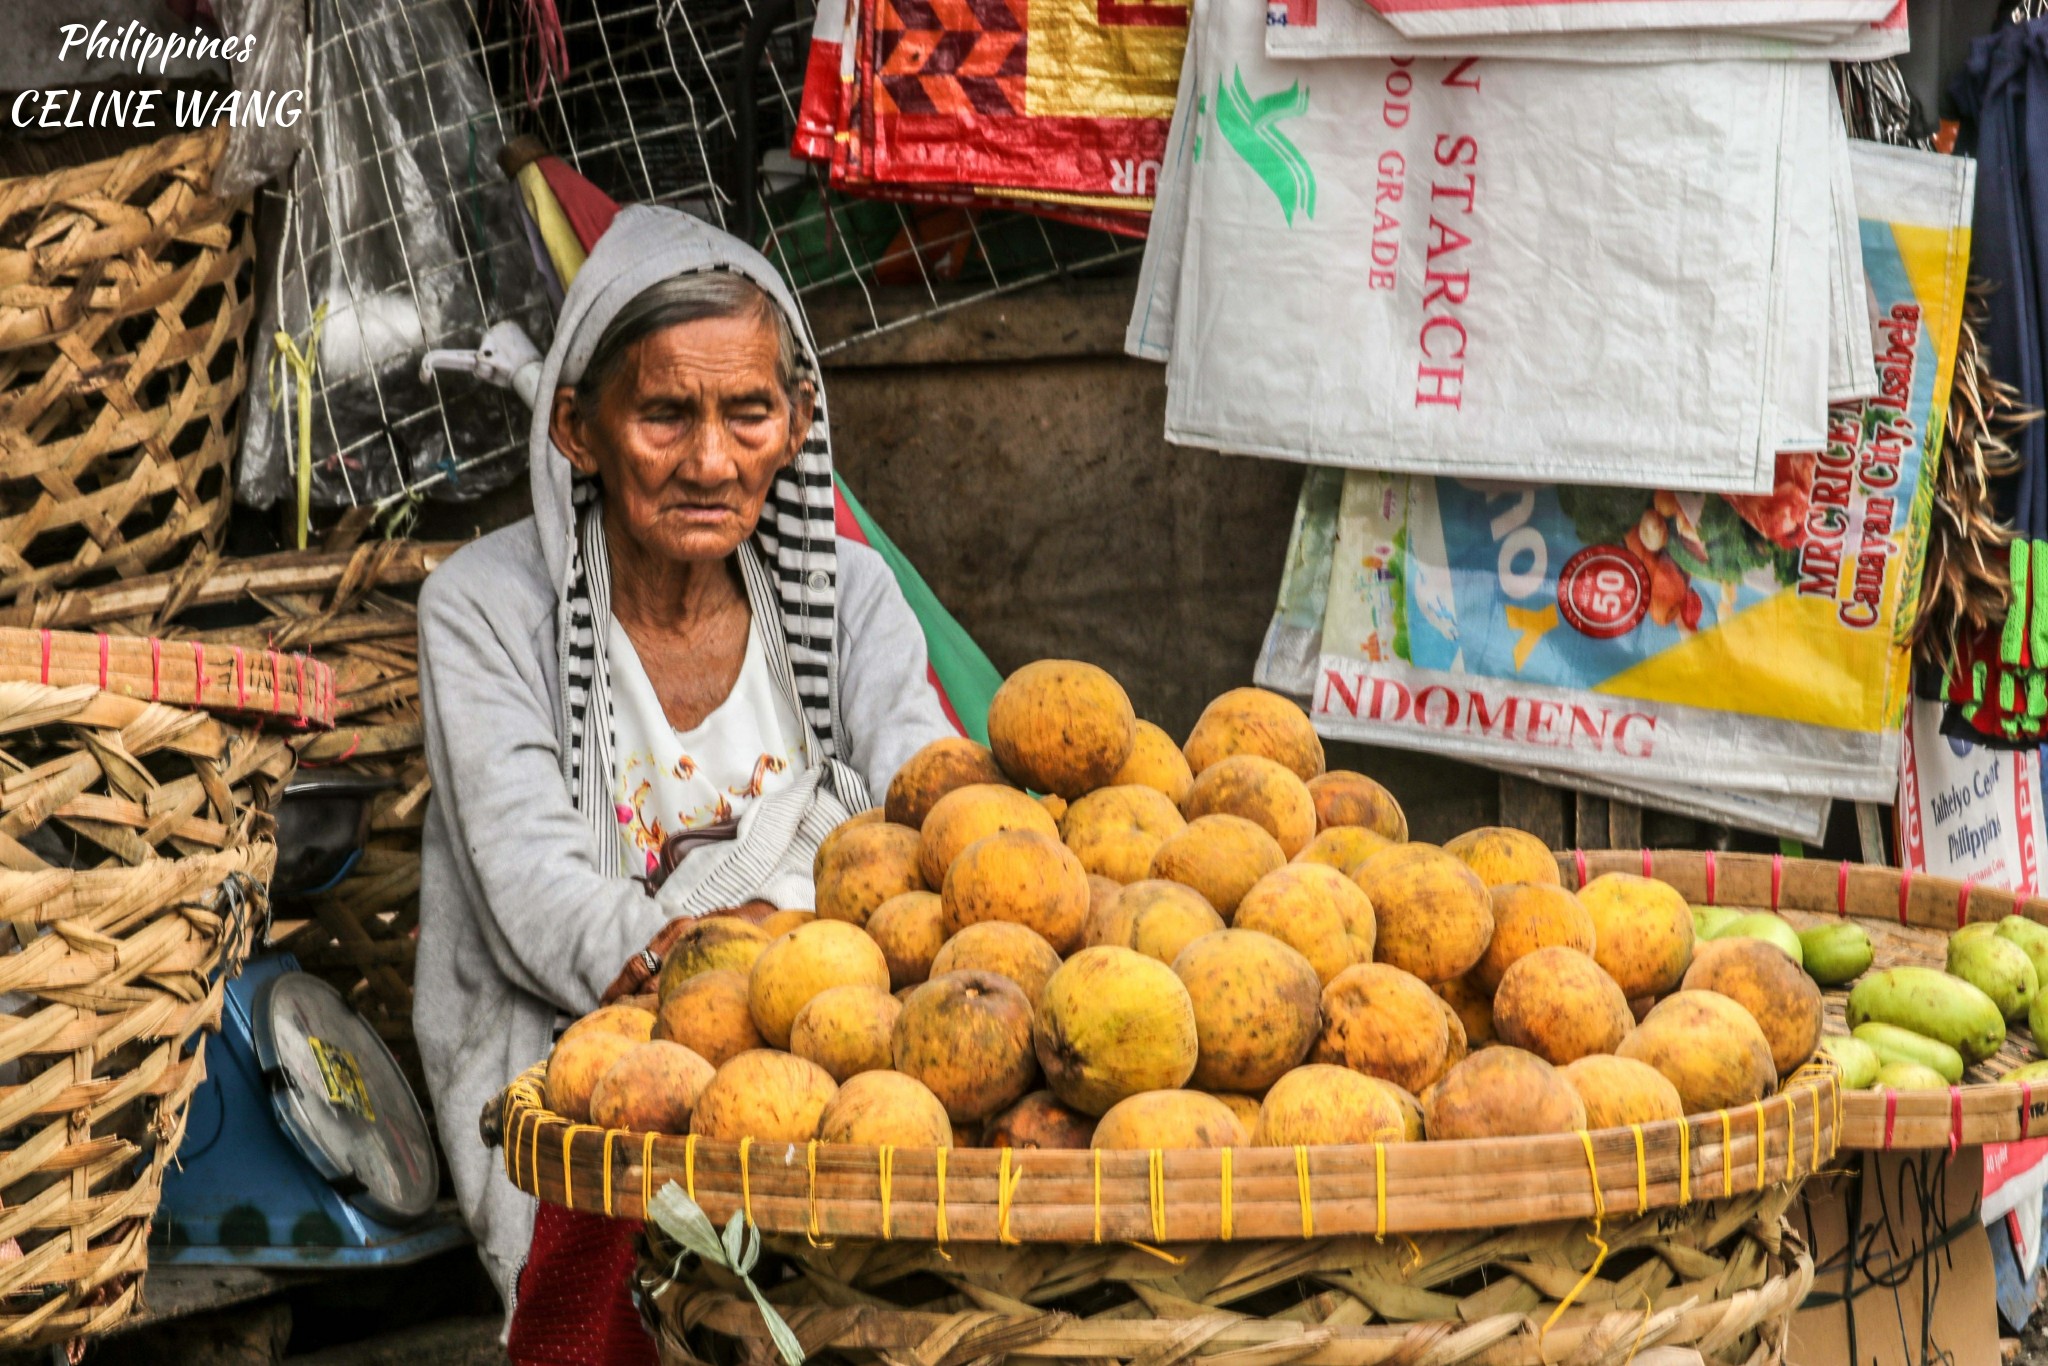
0, 127, 253, 615
635, 1187, 1813, 1366
0, 541, 455, 1092
493, 1060, 1839, 1242
1561, 850, 2048, 1152
0, 678, 282, 1347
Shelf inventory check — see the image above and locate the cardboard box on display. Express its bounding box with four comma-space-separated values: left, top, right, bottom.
1790, 1148, 1999, 1366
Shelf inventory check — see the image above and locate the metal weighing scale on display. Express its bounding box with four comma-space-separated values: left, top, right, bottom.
155, 954, 467, 1267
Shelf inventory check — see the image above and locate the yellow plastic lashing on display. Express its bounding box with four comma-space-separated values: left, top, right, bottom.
1718, 1111, 1734, 1198
602, 1131, 617, 1217
641, 1132, 656, 1216
1294, 1146, 1315, 1239
1805, 1083, 1823, 1172
1677, 1119, 1691, 1206
1219, 1148, 1234, 1241
562, 1125, 581, 1208
1374, 1143, 1387, 1241
1148, 1149, 1168, 1244
1539, 1230, 1610, 1361
1753, 1102, 1768, 1192
998, 1147, 1024, 1245
1091, 1148, 1104, 1245
1577, 1128, 1606, 1230
685, 1133, 700, 1204
806, 1140, 832, 1247
877, 1144, 896, 1240
1629, 1125, 1647, 1216
739, 1136, 755, 1225
528, 1111, 542, 1200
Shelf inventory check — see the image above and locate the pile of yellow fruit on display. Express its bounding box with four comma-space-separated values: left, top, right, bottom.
542, 659, 1868, 1152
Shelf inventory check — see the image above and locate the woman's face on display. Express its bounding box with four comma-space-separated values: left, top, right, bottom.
551, 308, 812, 565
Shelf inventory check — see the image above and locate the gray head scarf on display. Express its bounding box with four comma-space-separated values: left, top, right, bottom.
528, 206, 865, 868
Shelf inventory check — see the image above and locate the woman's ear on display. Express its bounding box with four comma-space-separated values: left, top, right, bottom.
550, 387, 600, 476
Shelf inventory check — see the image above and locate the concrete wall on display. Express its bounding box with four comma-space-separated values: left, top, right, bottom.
816, 281, 1501, 841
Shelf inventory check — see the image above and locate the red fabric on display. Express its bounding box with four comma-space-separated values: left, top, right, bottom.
507, 1204, 657, 1366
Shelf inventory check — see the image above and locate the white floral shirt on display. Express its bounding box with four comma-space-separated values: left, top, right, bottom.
606, 615, 809, 878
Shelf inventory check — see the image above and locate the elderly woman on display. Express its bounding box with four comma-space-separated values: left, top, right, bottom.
415, 208, 952, 1359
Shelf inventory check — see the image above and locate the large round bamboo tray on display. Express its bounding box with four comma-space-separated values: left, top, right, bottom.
493, 1060, 1839, 1242
636, 1187, 1813, 1366
0, 626, 333, 728
0, 127, 252, 616
1561, 849, 2048, 1152
0, 541, 458, 1093
0, 679, 279, 1348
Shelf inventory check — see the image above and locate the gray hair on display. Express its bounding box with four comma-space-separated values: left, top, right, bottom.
571, 272, 803, 416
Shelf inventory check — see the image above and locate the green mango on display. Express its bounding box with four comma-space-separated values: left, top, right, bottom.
1847, 966, 2006, 1064
2028, 984, 2048, 1049
1851, 1022, 1965, 1083
1876, 1060, 1954, 1091
1692, 906, 1740, 941
2002, 1058, 2048, 1086
1717, 913, 1803, 966
1817, 1034, 1880, 1090
1947, 933, 2038, 1022
1953, 922, 1999, 941
1997, 916, 2048, 985
1798, 922, 1873, 987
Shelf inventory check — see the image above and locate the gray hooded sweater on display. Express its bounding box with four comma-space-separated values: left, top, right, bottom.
413, 207, 952, 1308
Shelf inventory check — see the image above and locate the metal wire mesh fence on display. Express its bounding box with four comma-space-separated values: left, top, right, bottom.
246, 0, 1144, 523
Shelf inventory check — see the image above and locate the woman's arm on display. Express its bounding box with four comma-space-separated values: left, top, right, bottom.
418, 554, 670, 1016
833, 540, 960, 800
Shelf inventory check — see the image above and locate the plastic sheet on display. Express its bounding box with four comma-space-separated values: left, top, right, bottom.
238, 0, 548, 514
214, 0, 307, 197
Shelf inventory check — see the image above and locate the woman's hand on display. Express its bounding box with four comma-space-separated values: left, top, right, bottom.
598, 902, 782, 1004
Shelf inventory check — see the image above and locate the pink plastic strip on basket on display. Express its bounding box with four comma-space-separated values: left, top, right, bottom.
294, 655, 308, 725
1882, 1089, 1898, 1149
1573, 848, 1588, 887
37, 630, 50, 684
268, 650, 284, 714
1769, 853, 1784, 910
1839, 861, 1851, 916
150, 638, 162, 700
192, 642, 207, 699
1641, 848, 1654, 878
1704, 850, 1718, 905
1949, 1087, 1964, 1158
1958, 879, 1975, 930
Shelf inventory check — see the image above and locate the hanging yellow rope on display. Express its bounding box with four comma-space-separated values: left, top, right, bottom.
268, 301, 328, 551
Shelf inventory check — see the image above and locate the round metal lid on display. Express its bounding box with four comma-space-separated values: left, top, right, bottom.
252, 971, 439, 1226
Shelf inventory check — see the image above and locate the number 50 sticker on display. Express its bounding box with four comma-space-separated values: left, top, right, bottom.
1557, 545, 1648, 640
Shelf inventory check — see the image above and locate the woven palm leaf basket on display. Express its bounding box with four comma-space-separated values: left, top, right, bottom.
0, 641, 293, 1346
0, 127, 253, 617
1563, 849, 2048, 1152
1, 540, 458, 1096
495, 1051, 1837, 1366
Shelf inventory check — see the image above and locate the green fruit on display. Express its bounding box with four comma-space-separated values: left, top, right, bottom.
1798, 922, 1874, 987
1817, 1034, 1880, 1090
1692, 906, 1740, 941
1997, 916, 2048, 985
2029, 985, 2048, 1049
1718, 913, 1803, 966
1953, 922, 1999, 941
1851, 1022, 1965, 1083
2003, 1059, 2048, 1085
1846, 966, 2005, 1064
1876, 1060, 1954, 1091
1947, 933, 2038, 1022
